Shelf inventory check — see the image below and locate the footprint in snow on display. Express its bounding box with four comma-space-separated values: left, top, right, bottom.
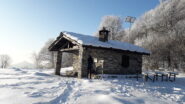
28, 92, 43, 97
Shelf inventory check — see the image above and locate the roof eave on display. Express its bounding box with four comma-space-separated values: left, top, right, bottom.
82, 44, 150, 55
48, 32, 64, 51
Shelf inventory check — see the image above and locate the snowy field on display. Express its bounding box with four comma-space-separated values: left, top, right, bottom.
0, 68, 185, 104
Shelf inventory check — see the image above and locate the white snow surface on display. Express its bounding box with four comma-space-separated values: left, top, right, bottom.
0, 68, 185, 104
63, 31, 150, 54
60, 67, 73, 75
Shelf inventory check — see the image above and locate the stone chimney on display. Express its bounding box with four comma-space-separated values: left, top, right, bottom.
99, 27, 109, 42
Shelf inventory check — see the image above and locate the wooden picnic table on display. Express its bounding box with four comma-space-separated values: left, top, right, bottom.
155, 71, 168, 81
168, 72, 178, 81
143, 72, 156, 82
143, 71, 179, 82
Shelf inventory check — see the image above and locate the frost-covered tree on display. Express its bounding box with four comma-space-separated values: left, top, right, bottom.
0, 54, 11, 69
38, 39, 56, 69
33, 38, 73, 69
31, 39, 56, 69
130, 0, 185, 71
96, 15, 125, 41
32, 52, 42, 69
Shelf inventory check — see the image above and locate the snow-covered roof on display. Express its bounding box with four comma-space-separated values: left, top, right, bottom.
62, 31, 150, 55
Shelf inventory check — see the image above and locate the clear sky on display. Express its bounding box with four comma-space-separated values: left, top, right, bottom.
0, 0, 159, 64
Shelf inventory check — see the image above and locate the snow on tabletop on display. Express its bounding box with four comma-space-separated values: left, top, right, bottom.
169, 72, 179, 75
142, 71, 155, 75
0, 68, 185, 104
63, 31, 150, 54
155, 71, 168, 74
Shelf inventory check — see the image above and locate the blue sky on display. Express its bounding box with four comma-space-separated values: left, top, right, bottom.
0, 0, 159, 64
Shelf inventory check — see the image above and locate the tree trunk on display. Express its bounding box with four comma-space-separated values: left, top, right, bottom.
167, 53, 172, 71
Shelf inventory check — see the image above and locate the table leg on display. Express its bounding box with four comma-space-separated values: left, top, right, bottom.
174, 74, 176, 81
166, 74, 168, 81
156, 74, 158, 81
144, 75, 147, 82
153, 75, 155, 82
169, 73, 171, 81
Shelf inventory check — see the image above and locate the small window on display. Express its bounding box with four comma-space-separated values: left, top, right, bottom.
122, 55, 129, 67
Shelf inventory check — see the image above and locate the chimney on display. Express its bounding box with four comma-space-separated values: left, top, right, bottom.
99, 27, 109, 42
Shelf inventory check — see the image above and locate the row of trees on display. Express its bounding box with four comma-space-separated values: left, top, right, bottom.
129, 0, 185, 71
95, 0, 185, 72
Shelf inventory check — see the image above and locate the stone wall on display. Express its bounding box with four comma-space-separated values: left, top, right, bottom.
71, 46, 84, 78
80, 47, 143, 78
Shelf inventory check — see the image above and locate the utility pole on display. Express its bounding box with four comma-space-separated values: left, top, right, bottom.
125, 16, 136, 40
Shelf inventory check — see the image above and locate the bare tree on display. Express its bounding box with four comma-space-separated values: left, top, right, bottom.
0, 54, 11, 69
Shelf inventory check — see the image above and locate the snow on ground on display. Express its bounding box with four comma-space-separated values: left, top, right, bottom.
60, 67, 73, 75
0, 68, 185, 104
